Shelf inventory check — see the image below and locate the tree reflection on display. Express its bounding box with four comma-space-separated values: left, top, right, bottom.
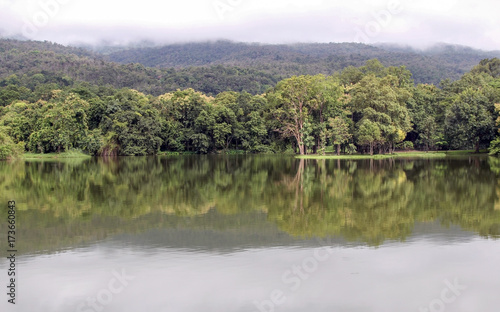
0, 155, 499, 253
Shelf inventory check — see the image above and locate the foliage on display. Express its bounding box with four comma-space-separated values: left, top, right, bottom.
489, 103, 500, 155
105, 40, 500, 86
0, 126, 23, 159
395, 141, 414, 151
351, 72, 412, 155
2, 39, 500, 102
445, 88, 495, 153
269, 75, 344, 155
0, 42, 499, 155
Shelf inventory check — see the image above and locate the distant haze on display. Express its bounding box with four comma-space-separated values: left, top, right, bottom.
0, 0, 499, 50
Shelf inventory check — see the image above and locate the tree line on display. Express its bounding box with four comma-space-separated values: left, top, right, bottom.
1, 58, 500, 158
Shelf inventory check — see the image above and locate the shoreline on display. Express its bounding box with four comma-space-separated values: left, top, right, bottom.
13, 150, 490, 160
21, 152, 92, 159
296, 150, 489, 160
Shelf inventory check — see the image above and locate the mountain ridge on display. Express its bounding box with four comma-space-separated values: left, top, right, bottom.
102, 40, 500, 85
1, 38, 500, 96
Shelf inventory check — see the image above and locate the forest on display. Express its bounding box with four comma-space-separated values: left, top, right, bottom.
1, 39, 500, 158
105, 41, 500, 85
2, 39, 500, 96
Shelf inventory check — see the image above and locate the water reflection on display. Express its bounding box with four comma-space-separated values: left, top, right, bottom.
0, 155, 499, 256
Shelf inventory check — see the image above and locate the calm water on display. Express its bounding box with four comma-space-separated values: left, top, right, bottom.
0, 155, 500, 312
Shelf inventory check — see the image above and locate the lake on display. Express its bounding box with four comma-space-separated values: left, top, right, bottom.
1, 155, 499, 312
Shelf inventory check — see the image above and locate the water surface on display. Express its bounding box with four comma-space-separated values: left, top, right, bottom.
0, 155, 499, 311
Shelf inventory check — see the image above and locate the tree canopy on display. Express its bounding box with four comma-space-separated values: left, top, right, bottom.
2, 43, 500, 158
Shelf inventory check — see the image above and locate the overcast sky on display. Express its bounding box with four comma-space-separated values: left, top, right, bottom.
0, 0, 498, 50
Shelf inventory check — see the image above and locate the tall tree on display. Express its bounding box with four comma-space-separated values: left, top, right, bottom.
270, 76, 314, 155
445, 88, 495, 153
351, 74, 412, 154
329, 116, 351, 155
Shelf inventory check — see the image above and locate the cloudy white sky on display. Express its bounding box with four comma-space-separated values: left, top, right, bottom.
0, 0, 498, 50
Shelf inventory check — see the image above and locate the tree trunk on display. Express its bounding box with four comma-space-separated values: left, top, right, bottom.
370, 142, 374, 156
298, 143, 305, 155
475, 141, 480, 153
337, 144, 341, 156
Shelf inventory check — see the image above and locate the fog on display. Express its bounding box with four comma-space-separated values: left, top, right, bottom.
0, 0, 498, 50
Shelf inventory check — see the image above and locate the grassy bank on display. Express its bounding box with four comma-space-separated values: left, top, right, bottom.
296, 150, 488, 160
13, 149, 489, 160
22, 150, 91, 159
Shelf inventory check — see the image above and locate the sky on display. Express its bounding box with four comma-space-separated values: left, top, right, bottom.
0, 0, 498, 50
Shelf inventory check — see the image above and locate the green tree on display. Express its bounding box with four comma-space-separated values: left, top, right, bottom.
351, 74, 412, 154
270, 75, 343, 155
309, 75, 345, 154
99, 89, 163, 156
356, 119, 382, 155
418, 116, 438, 151
407, 84, 445, 150
489, 104, 500, 155
270, 76, 314, 155
27, 93, 90, 153
445, 88, 495, 153
471, 58, 500, 78
154, 89, 209, 152
243, 111, 269, 152
329, 116, 351, 155
212, 92, 245, 150
0, 126, 23, 159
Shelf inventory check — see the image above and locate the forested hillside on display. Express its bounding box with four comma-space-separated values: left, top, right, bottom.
2, 39, 500, 159
0, 40, 280, 96
106, 41, 500, 85
2, 39, 500, 97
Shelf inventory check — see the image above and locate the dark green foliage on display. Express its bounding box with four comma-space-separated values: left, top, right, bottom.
2, 39, 500, 156
0, 40, 280, 97
3, 39, 500, 99
471, 58, 500, 78
98, 89, 163, 156
445, 88, 495, 152
107, 41, 500, 86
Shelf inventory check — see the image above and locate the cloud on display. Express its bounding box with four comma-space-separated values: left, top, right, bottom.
0, 0, 499, 50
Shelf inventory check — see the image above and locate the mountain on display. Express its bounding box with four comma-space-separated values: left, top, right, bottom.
0, 39, 279, 96
1, 39, 500, 97
105, 41, 500, 85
